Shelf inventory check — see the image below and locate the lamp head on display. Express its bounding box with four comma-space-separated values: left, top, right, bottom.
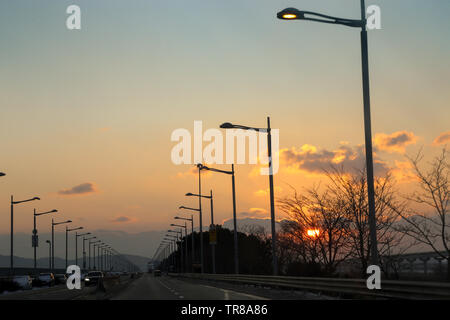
33, 197, 41, 201
0, 172, 5, 177
220, 122, 234, 129
277, 8, 303, 20
51, 209, 58, 213
196, 163, 204, 169
185, 193, 193, 196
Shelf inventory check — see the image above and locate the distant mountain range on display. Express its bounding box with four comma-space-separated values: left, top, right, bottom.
0, 218, 279, 265
0, 253, 151, 272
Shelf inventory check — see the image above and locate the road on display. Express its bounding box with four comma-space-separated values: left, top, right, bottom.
0, 274, 334, 300
112, 274, 268, 300
112, 274, 332, 300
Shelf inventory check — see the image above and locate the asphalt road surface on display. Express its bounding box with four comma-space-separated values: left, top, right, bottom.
112, 274, 333, 300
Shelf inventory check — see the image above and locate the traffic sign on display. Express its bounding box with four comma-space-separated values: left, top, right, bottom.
209, 225, 217, 245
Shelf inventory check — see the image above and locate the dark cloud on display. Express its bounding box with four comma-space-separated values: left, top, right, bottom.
281, 143, 389, 176
239, 208, 268, 219
58, 182, 97, 196
110, 216, 137, 223
374, 131, 417, 153
433, 131, 450, 146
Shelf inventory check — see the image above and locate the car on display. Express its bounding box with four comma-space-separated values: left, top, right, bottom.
153, 270, 161, 277
54, 274, 67, 285
84, 271, 104, 286
12, 275, 33, 290
36, 273, 55, 287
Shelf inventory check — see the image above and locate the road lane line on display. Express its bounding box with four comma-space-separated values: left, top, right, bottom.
156, 278, 184, 299
200, 284, 269, 300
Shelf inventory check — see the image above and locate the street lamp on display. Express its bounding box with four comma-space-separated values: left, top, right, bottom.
220, 117, 278, 275
166, 234, 178, 271
33, 209, 57, 272
10, 195, 40, 273
46, 240, 51, 270
66, 226, 83, 269
84, 236, 96, 270
186, 191, 217, 274
171, 223, 188, 272
198, 163, 239, 274
75, 232, 90, 267
93, 242, 102, 270
277, 1, 379, 266
51, 219, 71, 271
89, 239, 101, 270
98, 244, 107, 271
195, 164, 204, 273
168, 229, 183, 272
179, 205, 201, 271
175, 215, 194, 272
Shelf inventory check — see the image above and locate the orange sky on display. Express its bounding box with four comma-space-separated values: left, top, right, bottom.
0, 1, 449, 238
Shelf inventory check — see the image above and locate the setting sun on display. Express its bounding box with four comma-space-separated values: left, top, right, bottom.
306, 229, 320, 238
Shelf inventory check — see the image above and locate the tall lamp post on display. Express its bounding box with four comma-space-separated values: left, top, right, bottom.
196, 164, 204, 274
10, 195, 40, 273
197, 164, 239, 274
84, 236, 96, 270
179, 206, 200, 271
75, 232, 90, 267
93, 242, 101, 270
66, 226, 83, 269
89, 239, 101, 270
171, 223, 188, 272
220, 117, 278, 275
175, 215, 194, 272
46, 240, 51, 270
186, 190, 216, 274
33, 209, 57, 272
277, 1, 379, 265
168, 229, 183, 272
166, 235, 178, 271
51, 219, 71, 271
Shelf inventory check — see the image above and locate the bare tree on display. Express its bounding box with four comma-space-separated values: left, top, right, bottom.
278, 185, 350, 275
326, 167, 408, 277
393, 148, 450, 280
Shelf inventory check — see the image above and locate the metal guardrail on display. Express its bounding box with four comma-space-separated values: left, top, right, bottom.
170, 273, 450, 300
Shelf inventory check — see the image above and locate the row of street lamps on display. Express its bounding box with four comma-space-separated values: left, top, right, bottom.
153, 0, 380, 272
1, 172, 137, 274
154, 116, 279, 275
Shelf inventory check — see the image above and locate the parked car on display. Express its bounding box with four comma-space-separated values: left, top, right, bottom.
153, 270, 161, 277
84, 271, 104, 286
35, 273, 55, 287
54, 274, 67, 285
12, 275, 33, 290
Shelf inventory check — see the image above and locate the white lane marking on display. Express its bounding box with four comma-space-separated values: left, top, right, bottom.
157, 278, 184, 299
200, 284, 269, 300
156, 278, 178, 297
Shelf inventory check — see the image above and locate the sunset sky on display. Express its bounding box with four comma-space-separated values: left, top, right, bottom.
0, 1, 449, 258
